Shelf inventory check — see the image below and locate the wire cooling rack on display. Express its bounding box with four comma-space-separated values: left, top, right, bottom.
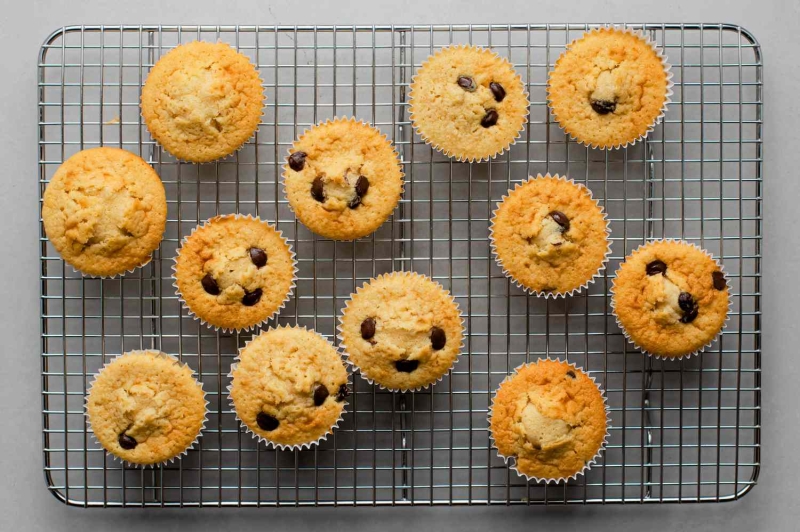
37, 23, 762, 507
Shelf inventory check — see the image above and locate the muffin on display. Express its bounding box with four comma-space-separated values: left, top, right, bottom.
409, 45, 529, 162
228, 325, 349, 449
42, 147, 167, 277
86, 350, 207, 466
489, 359, 609, 481
283, 118, 403, 240
611, 239, 730, 359
141, 41, 264, 162
173, 214, 296, 332
547, 27, 672, 149
489, 174, 610, 296
338, 271, 464, 391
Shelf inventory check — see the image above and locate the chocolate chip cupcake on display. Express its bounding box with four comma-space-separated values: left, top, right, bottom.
86, 350, 207, 466
173, 214, 296, 332
42, 147, 167, 278
611, 239, 730, 359
489, 174, 610, 297
409, 45, 529, 162
547, 27, 672, 149
141, 41, 264, 162
228, 325, 349, 449
338, 271, 464, 392
283, 117, 404, 241
489, 359, 609, 482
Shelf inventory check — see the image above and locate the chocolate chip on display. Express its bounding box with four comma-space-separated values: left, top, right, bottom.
566, 370, 576, 379
678, 292, 695, 312
480, 109, 499, 128
712, 271, 726, 291
548, 210, 570, 232
395, 359, 419, 373
680, 306, 698, 324
242, 288, 262, 306
256, 412, 279, 431
118, 433, 137, 450
348, 195, 362, 209
355, 175, 370, 198
430, 326, 446, 350
288, 151, 307, 172
489, 82, 506, 102
311, 176, 325, 203
249, 247, 267, 269
590, 99, 616, 115
646, 260, 667, 276
313, 384, 329, 406
360, 317, 376, 340
457, 75, 476, 92
336, 383, 350, 402
201, 273, 220, 295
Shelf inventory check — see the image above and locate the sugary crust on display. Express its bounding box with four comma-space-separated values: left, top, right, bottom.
229, 326, 348, 447
491, 175, 609, 294
42, 147, 167, 277
86, 351, 206, 465
490, 359, 607, 479
141, 41, 264, 162
409, 45, 528, 161
612, 240, 729, 358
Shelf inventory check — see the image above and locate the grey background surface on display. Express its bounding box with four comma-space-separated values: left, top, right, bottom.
0, 0, 796, 530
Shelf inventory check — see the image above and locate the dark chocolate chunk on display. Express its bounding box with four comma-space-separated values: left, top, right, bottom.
242, 288, 263, 307
548, 210, 570, 232
395, 359, 419, 373
480, 109, 499, 128
566, 370, 576, 379
457, 75, 477, 92
288, 151, 307, 171
118, 433, 137, 450
712, 271, 726, 291
201, 273, 221, 295
590, 99, 616, 115
646, 260, 667, 276
678, 292, 695, 312
256, 412, 279, 431
355, 175, 370, 198
360, 317, 376, 340
680, 306, 699, 324
336, 383, 350, 402
430, 326, 446, 351
348, 194, 362, 209
489, 82, 506, 102
249, 247, 267, 268
313, 384, 329, 406
311, 176, 326, 202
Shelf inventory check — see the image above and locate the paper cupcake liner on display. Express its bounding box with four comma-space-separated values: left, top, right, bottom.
408, 44, 530, 163
336, 270, 466, 393
281, 116, 405, 242
547, 26, 674, 150
226, 324, 349, 451
487, 358, 611, 484
84, 350, 209, 468
610, 238, 732, 361
489, 173, 612, 299
171, 213, 298, 334
140, 40, 266, 164
67, 255, 154, 280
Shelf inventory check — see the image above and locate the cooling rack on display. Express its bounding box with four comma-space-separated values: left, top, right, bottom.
37, 23, 762, 507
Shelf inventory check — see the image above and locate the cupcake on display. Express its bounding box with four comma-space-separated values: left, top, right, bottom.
228, 325, 349, 449
489, 359, 609, 482
409, 45, 529, 162
41, 147, 167, 277
141, 41, 264, 163
86, 350, 207, 466
547, 27, 672, 149
173, 214, 296, 332
338, 271, 464, 391
283, 118, 404, 240
611, 239, 730, 359
489, 174, 610, 297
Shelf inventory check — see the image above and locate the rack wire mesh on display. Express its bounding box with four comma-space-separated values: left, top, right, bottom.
37, 23, 762, 507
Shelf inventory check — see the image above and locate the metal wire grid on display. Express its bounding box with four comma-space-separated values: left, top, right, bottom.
37, 24, 762, 507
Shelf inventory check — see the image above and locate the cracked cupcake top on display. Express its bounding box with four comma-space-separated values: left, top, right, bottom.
409, 45, 529, 161
42, 147, 167, 277
490, 175, 609, 295
141, 41, 264, 162
612, 240, 729, 358
86, 350, 206, 465
547, 28, 669, 148
490, 359, 607, 480
174, 215, 295, 331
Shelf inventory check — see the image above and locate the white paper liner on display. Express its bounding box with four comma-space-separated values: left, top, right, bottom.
487, 358, 611, 484
610, 238, 732, 361
489, 173, 612, 299
84, 350, 209, 468
140, 40, 266, 164
171, 213, 297, 334
408, 44, 530, 163
226, 324, 349, 451
281, 116, 405, 242
336, 270, 466, 393
546, 26, 674, 150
